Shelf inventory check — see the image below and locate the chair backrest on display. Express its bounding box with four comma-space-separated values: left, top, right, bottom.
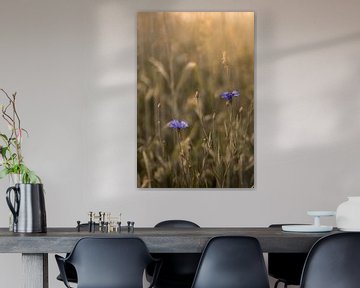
66, 237, 154, 288
155, 220, 200, 228
150, 220, 201, 287
191, 236, 270, 288
300, 232, 360, 288
268, 224, 308, 285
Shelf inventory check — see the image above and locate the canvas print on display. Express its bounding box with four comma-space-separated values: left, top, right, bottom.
137, 12, 254, 188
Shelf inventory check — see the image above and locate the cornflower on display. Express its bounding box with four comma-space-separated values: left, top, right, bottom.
220, 90, 240, 101
167, 119, 189, 130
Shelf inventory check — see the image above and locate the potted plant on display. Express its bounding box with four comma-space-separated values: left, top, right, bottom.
0, 88, 46, 233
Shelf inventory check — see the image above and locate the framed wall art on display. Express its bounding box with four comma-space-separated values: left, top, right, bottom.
137, 12, 254, 188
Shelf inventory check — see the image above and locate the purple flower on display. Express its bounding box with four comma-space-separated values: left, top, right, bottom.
220, 90, 240, 101
167, 119, 189, 129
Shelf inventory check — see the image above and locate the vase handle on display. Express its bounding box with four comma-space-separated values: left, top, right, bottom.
6, 186, 20, 224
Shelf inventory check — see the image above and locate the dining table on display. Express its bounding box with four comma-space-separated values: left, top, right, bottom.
0, 226, 340, 288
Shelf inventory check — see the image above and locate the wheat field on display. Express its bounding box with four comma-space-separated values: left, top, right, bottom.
137, 12, 254, 188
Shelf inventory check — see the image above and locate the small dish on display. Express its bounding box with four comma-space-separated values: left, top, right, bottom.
282, 210, 336, 232
307, 211, 336, 217
282, 225, 333, 233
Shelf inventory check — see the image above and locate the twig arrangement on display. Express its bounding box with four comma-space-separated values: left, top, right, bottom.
0, 88, 40, 183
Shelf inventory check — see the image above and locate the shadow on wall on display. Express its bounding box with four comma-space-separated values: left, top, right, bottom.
257, 11, 360, 211
262, 31, 360, 62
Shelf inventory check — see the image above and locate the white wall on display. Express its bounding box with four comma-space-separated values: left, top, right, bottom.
1, 0, 360, 287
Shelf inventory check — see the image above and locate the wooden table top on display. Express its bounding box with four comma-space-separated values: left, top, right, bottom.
0, 227, 340, 253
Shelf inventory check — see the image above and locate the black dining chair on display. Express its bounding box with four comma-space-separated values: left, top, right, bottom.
191, 236, 270, 288
268, 224, 308, 288
56, 223, 99, 284
55, 237, 161, 288
300, 232, 360, 288
146, 220, 201, 288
